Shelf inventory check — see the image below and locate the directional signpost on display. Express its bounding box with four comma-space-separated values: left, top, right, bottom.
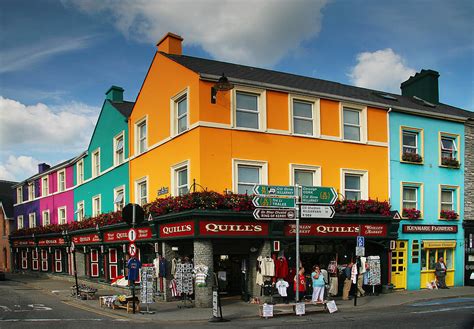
301, 186, 337, 205
253, 208, 296, 220
253, 185, 295, 196
300, 205, 335, 218
252, 196, 296, 208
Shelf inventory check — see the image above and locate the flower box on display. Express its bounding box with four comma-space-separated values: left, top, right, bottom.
402, 152, 422, 163
441, 157, 460, 168
440, 210, 458, 220
402, 208, 421, 220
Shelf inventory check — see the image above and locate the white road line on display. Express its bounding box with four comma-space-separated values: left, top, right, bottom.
411, 305, 474, 314
0, 318, 129, 322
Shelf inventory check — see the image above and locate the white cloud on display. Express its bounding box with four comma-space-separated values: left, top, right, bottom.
0, 36, 95, 74
0, 155, 39, 181
63, 0, 328, 66
348, 49, 416, 93
0, 96, 98, 152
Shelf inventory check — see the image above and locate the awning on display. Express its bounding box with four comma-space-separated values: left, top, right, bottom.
423, 240, 456, 248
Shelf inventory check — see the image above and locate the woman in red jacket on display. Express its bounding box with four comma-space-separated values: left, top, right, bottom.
294, 267, 306, 301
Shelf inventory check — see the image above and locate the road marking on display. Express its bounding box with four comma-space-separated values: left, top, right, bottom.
411, 305, 474, 314
0, 318, 129, 322
410, 297, 474, 307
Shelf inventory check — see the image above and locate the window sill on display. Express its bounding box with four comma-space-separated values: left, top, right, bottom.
400, 160, 424, 165
401, 217, 424, 220
438, 218, 459, 221
439, 164, 460, 169
233, 126, 265, 133
342, 138, 366, 145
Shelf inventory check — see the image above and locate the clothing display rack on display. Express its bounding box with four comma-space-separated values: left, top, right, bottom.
175, 261, 194, 308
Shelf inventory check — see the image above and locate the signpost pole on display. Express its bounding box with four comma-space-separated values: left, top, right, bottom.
72, 244, 79, 298
132, 204, 136, 314
295, 185, 301, 303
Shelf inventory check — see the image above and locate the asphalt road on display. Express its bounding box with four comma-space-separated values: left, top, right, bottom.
1, 277, 473, 329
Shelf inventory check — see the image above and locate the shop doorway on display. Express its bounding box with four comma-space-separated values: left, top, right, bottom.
391, 240, 407, 289
214, 254, 247, 297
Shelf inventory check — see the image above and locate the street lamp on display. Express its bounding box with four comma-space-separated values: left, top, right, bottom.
211, 73, 234, 104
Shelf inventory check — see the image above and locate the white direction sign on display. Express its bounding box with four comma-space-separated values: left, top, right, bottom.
355, 246, 365, 257
128, 243, 137, 257
128, 228, 137, 242
300, 205, 335, 218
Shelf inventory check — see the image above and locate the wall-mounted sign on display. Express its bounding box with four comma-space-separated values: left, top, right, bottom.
199, 221, 269, 236
159, 221, 195, 238
273, 241, 280, 252
104, 227, 152, 242
157, 187, 169, 196
38, 238, 65, 246
12, 240, 35, 247
402, 225, 458, 234
284, 223, 387, 237
72, 234, 100, 245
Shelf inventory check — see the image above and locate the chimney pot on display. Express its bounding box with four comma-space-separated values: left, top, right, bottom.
156, 32, 183, 55
105, 85, 124, 102
401, 69, 440, 104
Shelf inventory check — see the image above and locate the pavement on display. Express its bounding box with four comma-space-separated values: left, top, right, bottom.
5, 272, 474, 323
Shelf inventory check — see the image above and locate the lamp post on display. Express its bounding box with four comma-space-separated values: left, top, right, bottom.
63, 230, 79, 298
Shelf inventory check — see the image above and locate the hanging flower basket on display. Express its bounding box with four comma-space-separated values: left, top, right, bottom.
402, 208, 421, 219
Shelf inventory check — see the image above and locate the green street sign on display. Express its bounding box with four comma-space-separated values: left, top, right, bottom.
301, 186, 337, 205
252, 196, 296, 208
253, 185, 296, 196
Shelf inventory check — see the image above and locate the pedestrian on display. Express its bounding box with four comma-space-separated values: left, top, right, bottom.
435, 256, 448, 289
320, 266, 329, 300
294, 267, 306, 301
357, 257, 366, 297
342, 261, 353, 300
328, 259, 338, 297
311, 265, 325, 304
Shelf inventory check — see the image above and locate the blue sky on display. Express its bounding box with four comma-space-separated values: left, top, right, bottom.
1, 0, 473, 181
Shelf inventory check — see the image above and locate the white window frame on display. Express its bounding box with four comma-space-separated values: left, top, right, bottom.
232, 159, 268, 194
58, 206, 67, 225
28, 182, 35, 200
340, 169, 368, 200
17, 186, 23, 203
57, 169, 66, 192
231, 86, 267, 131
114, 185, 125, 211
135, 177, 148, 206
439, 133, 459, 161
400, 182, 424, 218
171, 161, 190, 196
113, 131, 125, 166
41, 176, 49, 196
76, 201, 85, 221
402, 186, 418, 210
17, 215, 24, 229
402, 131, 418, 154
289, 164, 321, 186
28, 212, 36, 228
289, 95, 320, 137
135, 117, 148, 155
76, 159, 84, 185
91, 149, 101, 178
438, 185, 460, 218
440, 189, 453, 211
340, 103, 367, 143
92, 195, 101, 217
170, 88, 189, 136
42, 210, 50, 226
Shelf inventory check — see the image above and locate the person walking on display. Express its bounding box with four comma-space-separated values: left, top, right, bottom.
311, 265, 325, 304
294, 267, 306, 301
435, 256, 448, 289
342, 261, 353, 300
356, 257, 367, 297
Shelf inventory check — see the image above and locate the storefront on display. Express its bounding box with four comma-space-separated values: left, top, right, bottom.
463, 221, 474, 286
395, 224, 463, 290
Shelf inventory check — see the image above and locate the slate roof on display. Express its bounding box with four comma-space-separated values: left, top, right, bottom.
162, 53, 473, 120
0, 180, 17, 218
12, 156, 78, 187
109, 100, 134, 118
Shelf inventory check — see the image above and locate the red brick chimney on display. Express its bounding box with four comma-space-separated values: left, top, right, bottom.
156, 32, 183, 55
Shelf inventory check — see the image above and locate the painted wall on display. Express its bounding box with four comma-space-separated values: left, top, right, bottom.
390, 111, 464, 289
129, 52, 390, 204
74, 100, 129, 218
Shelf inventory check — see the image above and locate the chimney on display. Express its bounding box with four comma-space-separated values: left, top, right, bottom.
400, 69, 440, 104
38, 163, 50, 174
105, 85, 124, 102
156, 32, 183, 55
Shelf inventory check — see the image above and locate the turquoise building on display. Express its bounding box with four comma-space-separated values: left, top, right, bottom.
389, 70, 469, 290
74, 86, 134, 219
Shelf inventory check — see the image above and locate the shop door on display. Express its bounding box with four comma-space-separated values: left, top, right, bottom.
108, 248, 118, 280
32, 250, 39, 271
391, 240, 407, 289
21, 250, 28, 270
40, 250, 48, 271
90, 249, 99, 277
55, 250, 63, 273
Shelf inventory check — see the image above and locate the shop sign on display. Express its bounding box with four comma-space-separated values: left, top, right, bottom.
12, 240, 35, 247
253, 208, 296, 220
159, 221, 195, 238
284, 223, 387, 237
104, 227, 152, 242
402, 225, 458, 234
38, 238, 65, 246
199, 221, 269, 236
72, 234, 100, 245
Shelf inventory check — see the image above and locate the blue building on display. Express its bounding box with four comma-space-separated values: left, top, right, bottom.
390, 70, 470, 290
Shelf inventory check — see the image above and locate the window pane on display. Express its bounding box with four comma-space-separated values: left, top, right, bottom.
116, 139, 123, 151
441, 138, 454, 150
402, 132, 417, 147
238, 183, 254, 195
344, 125, 360, 141
421, 250, 426, 270
236, 93, 257, 111
428, 249, 436, 270
403, 188, 416, 201
403, 201, 417, 209
441, 203, 453, 211
295, 170, 313, 186
445, 249, 453, 269
343, 109, 360, 125
178, 97, 187, 117
114, 191, 124, 203
345, 191, 361, 201
236, 111, 258, 129
139, 123, 146, 138
293, 101, 312, 118
178, 169, 187, 186
345, 175, 360, 190
178, 116, 187, 133
294, 118, 313, 135
441, 190, 452, 203
238, 166, 259, 184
